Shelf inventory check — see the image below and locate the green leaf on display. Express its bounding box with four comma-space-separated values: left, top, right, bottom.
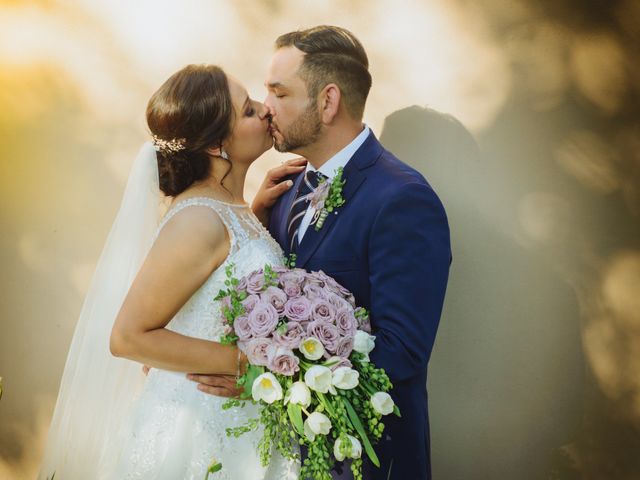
287, 402, 305, 436
239, 364, 264, 400
316, 392, 336, 417
343, 397, 380, 467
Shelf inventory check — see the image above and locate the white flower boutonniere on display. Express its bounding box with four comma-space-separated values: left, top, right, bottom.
308, 167, 346, 231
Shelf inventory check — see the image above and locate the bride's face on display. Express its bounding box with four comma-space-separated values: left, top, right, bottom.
223, 76, 273, 165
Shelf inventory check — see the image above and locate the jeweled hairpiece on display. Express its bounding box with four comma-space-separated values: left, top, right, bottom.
151, 134, 187, 154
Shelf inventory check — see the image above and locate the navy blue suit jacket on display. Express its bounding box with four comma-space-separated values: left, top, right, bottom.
268, 131, 451, 479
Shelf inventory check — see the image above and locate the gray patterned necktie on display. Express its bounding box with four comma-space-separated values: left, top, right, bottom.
287, 170, 327, 253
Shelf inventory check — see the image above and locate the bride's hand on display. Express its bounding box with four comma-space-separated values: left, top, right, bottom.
251, 157, 307, 227
187, 373, 244, 398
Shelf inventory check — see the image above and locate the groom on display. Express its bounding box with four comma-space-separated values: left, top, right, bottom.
194, 26, 451, 479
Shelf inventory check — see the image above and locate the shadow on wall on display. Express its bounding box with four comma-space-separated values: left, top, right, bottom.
380, 106, 586, 480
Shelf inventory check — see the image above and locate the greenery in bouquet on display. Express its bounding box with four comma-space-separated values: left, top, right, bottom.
212, 261, 400, 480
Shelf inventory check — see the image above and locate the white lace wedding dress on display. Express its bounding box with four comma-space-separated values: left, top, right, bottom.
109, 197, 299, 480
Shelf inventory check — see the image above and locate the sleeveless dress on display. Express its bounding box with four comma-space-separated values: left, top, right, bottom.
111, 197, 299, 480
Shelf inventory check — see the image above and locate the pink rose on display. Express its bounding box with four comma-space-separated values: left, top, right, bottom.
311, 298, 337, 324
307, 320, 340, 353
273, 321, 306, 349
266, 345, 300, 376
261, 286, 288, 315
233, 315, 252, 341
248, 302, 279, 337
241, 337, 271, 366
335, 308, 358, 337
284, 296, 312, 323
305, 271, 328, 287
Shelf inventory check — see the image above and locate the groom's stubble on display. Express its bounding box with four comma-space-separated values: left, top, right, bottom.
273, 99, 322, 153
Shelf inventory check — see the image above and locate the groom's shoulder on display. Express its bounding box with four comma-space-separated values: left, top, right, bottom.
367, 147, 435, 201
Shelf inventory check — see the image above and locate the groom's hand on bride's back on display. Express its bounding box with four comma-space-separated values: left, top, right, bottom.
186, 373, 245, 398
251, 157, 307, 227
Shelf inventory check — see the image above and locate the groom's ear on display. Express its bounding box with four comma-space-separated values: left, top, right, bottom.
319, 83, 341, 124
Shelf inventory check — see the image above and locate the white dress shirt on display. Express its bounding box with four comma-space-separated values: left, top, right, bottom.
297, 125, 371, 242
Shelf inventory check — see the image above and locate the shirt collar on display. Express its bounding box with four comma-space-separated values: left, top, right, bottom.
305, 125, 371, 180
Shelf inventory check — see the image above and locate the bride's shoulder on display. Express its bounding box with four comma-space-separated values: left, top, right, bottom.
154, 203, 230, 263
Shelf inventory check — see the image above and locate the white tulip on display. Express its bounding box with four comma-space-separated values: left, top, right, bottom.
251, 372, 283, 404
284, 381, 311, 408
371, 391, 395, 415
303, 411, 332, 441
304, 365, 333, 393
333, 434, 362, 461
353, 331, 376, 359
331, 367, 360, 390
299, 337, 325, 360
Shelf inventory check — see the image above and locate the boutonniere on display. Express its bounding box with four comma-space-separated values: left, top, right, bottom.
308, 167, 346, 231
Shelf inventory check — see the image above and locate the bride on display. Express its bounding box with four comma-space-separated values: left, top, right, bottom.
38, 64, 306, 479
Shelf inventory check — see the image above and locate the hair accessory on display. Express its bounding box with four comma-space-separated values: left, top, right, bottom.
151, 134, 187, 154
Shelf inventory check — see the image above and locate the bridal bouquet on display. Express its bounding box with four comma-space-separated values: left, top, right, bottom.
212, 261, 400, 480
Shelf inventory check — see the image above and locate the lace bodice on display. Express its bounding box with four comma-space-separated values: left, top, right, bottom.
155, 197, 285, 341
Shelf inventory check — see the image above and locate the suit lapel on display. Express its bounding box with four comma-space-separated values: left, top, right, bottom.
295, 131, 383, 268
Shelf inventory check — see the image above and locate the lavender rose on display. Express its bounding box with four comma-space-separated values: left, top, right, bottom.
305, 271, 328, 287
335, 336, 354, 358
267, 345, 300, 376
261, 286, 288, 314
302, 283, 326, 301
241, 337, 272, 366
241, 294, 260, 314
335, 308, 358, 337
282, 281, 302, 298
246, 271, 266, 295
326, 292, 352, 312
325, 355, 353, 371
248, 302, 279, 337
284, 296, 312, 323
233, 315, 252, 341
307, 320, 340, 353
273, 321, 306, 349
311, 298, 337, 324
279, 270, 305, 287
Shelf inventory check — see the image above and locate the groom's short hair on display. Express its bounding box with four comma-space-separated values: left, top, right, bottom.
275, 25, 372, 120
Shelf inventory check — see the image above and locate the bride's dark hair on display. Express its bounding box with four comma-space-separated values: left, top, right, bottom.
146, 64, 233, 196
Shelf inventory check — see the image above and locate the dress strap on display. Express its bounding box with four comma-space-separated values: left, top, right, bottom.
155, 197, 240, 253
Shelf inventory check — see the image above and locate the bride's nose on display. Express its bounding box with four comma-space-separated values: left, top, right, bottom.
258, 102, 270, 121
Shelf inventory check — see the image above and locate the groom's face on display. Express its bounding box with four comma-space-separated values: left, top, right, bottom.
264, 46, 322, 154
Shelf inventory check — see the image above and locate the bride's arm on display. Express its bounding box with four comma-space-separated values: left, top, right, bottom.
110, 206, 245, 376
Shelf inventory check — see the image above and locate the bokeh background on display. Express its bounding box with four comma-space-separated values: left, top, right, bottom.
1, 0, 639, 479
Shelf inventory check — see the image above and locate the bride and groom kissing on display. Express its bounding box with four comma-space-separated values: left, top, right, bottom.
39, 25, 451, 480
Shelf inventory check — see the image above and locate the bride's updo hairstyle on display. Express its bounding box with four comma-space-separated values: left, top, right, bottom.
146, 64, 233, 196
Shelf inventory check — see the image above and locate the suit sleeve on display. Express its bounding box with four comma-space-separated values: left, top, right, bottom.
367, 182, 452, 383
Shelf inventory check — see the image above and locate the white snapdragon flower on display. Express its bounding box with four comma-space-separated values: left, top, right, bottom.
331, 367, 359, 390
303, 411, 332, 441
371, 391, 395, 415
333, 434, 362, 461
299, 337, 325, 360
284, 381, 311, 408
304, 365, 333, 393
353, 331, 375, 361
